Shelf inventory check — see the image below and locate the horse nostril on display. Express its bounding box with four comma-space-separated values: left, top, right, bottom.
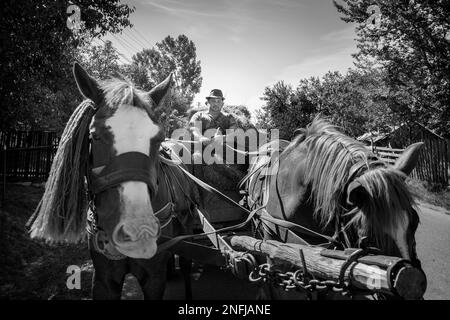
137, 223, 160, 239
116, 224, 133, 242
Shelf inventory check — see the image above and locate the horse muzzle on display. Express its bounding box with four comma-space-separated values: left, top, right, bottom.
111, 218, 161, 259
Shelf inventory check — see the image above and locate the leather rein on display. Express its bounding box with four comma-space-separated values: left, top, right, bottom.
83, 104, 375, 259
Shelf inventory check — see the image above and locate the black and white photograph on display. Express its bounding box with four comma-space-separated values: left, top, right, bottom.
0, 0, 449, 305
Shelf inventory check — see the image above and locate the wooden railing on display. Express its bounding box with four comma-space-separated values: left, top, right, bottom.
368, 146, 403, 165
367, 144, 448, 186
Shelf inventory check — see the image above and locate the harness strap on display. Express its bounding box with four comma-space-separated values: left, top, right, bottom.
244, 143, 342, 247
90, 152, 153, 194
158, 152, 339, 250
165, 138, 272, 157
257, 209, 337, 244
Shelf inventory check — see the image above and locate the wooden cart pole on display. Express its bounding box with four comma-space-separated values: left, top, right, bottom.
230, 236, 426, 300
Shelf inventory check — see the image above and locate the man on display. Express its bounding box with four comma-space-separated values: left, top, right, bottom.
189, 89, 238, 146
188, 89, 239, 183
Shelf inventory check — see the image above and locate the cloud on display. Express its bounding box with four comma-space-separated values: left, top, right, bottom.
274, 46, 356, 85
320, 25, 356, 42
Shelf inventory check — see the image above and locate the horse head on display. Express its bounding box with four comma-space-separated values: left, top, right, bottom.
29, 63, 175, 259
345, 142, 423, 263
256, 118, 423, 265
75, 63, 173, 259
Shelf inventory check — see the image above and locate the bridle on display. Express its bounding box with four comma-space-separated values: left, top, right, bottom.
334, 157, 387, 248
338, 157, 422, 266
84, 104, 177, 260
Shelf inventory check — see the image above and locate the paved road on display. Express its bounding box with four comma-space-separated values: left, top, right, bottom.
121, 202, 450, 300
416, 202, 450, 300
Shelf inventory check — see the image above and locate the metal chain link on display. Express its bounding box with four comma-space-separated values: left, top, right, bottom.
248, 263, 351, 297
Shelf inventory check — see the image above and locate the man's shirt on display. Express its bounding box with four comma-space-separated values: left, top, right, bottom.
189, 110, 237, 134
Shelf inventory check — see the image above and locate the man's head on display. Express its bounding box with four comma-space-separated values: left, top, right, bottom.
206, 89, 224, 115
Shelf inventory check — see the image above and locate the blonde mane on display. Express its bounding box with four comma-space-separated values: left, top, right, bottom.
293, 117, 416, 249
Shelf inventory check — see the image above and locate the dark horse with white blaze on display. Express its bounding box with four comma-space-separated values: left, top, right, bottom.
243, 118, 425, 299
28, 63, 200, 299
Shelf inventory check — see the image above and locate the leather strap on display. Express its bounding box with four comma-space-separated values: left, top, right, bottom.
89, 152, 153, 194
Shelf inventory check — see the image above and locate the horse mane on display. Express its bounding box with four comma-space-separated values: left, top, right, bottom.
101, 78, 151, 111
28, 100, 96, 243
293, 116, 415, 247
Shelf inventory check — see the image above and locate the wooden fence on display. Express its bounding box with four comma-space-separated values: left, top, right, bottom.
0, 128, 447, 187
369, 145, 449, 186
0, 130, 59, 181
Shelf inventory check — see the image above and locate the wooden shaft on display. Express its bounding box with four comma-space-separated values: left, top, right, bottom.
230, 236, 426, 299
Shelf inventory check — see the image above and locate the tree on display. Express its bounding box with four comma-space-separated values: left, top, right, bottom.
0, 0, 134, 130
223, 105, 254, 130
129, 35, 202, 104
77, 40, 121, 80
256, 69, 400, 139
256, 81, 318, 139
124, 34, 202, 135
334, 0, 450, 137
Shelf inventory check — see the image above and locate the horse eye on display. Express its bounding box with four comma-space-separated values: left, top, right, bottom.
91, 133, 100, 140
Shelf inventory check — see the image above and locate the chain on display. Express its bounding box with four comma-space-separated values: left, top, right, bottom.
248, 263, 352, 297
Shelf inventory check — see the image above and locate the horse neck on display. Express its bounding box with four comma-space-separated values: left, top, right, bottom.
156, 160, 196, 211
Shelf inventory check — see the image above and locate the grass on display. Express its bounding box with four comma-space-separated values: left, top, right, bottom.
0, 184, 93, 299
406, 178, 450, 212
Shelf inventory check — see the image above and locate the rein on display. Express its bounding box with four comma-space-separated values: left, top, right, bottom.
157, 143, 342, 252
244, 148, 343, 248
84, 129, 371, 258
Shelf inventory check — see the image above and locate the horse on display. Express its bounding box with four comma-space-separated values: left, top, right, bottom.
242, 117, 425, 299
27, 63, 201, 299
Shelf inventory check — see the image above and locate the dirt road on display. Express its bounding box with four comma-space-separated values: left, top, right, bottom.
415, 202, 450, 300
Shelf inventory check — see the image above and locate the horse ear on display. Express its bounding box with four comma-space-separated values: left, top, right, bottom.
346, 180, 369, 208
73, 62, 103, 105
393, 142, 424, 176
148, 73, 173, 106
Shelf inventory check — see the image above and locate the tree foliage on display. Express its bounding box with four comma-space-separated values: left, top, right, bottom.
334, 0, 450, 137
128, 35, 202, 103
0, 0, 134, 131
256, 69, 400, 139
124, 34, 202, 135
76, 40, 121, 80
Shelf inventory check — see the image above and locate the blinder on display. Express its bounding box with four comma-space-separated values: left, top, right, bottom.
89, 151, 157, 195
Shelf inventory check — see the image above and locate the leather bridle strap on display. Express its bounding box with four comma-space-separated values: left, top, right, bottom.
89, 152, 153, 194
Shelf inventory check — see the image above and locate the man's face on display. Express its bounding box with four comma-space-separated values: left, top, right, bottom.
207, 98, 224, 113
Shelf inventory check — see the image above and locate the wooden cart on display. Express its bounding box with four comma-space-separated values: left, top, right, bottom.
162, 161, 427, 300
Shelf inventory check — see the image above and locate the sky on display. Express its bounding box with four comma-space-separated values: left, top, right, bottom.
101, 0, 358, 114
